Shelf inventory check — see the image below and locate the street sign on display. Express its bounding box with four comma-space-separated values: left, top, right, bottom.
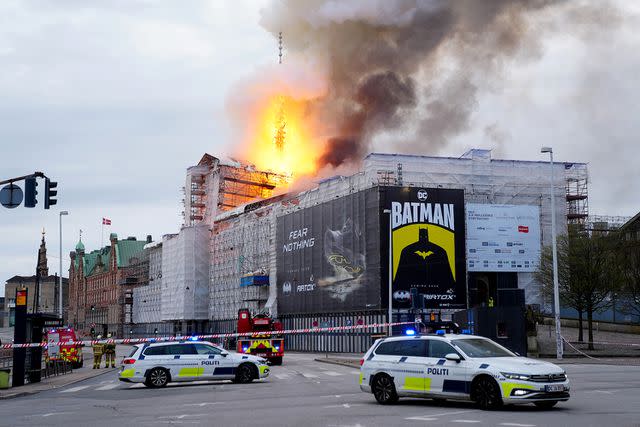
16, 289, 27, 306
0, 184, 23, 208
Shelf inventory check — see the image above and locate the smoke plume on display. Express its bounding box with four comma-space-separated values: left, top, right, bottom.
258, 0, 617, 169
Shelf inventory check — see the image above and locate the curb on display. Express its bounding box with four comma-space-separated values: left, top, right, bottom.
314, 358, 360, 369
0, 367, 115, 400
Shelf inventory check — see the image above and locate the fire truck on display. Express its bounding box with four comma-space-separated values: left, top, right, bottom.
44, 327, 84, 369
236, 308, 284, 365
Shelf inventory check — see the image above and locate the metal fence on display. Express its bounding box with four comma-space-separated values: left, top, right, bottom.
281, 312, 387, 354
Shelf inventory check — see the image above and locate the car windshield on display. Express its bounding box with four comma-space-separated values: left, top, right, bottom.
451, 338, 515, 358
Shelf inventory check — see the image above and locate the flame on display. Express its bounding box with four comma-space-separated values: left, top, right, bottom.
241, 94, 322, 178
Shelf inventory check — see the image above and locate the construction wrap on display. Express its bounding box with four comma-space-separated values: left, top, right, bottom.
0, 321, 413, 349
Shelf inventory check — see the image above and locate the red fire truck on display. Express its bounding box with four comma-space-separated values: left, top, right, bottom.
44, 327, 84, 368
236, 309, 284, 365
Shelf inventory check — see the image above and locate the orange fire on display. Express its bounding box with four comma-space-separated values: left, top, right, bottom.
241, 94, 322, 178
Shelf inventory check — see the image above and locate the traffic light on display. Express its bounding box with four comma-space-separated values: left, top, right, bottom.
90, 327, 96, 336
44, 178, 57, 209
24, 177, 38, 208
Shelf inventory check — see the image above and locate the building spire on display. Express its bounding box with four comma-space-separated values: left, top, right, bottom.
37, 229, 49, 277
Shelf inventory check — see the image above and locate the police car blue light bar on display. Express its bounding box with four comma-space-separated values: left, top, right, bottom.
435, 330, 446, 335
188, 336, 199, 341
405, 329, 416, 336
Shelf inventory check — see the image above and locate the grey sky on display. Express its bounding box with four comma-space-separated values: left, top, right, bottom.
1, 1, 639, 294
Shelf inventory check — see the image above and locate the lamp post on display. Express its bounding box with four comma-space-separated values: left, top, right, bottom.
59, 210, 69, 319
383, 209, 393, 336
541, 147, 563, 359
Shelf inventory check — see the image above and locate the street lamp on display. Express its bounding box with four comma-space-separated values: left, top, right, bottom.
541, 147, 563, 359
59, 210, 69, 319
383, 209, 393, 336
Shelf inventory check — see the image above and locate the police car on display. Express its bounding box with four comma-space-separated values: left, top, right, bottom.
119, 340, 270, 387
360, 332, 569, 409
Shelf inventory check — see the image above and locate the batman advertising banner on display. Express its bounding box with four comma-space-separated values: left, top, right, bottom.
382, 187, 467, 310
276, 188, 381, 314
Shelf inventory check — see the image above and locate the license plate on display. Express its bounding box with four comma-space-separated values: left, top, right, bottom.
545, 384, 564, 392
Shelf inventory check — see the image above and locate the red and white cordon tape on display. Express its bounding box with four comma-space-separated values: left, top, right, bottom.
1, 321, 413, 349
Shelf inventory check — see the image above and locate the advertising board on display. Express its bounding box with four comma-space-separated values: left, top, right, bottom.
276, 188, 381, 314
466, 204, 541, 272
381, 187, 467, 310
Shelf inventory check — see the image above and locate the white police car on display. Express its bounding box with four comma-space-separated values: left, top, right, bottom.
360, 332, 569, 409
119, 340, 270, 387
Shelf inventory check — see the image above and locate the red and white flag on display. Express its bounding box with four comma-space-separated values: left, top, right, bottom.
102, 218, 111, 225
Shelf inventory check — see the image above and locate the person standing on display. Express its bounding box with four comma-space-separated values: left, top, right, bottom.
104, 333, 116, 368
92, 336, 104, 369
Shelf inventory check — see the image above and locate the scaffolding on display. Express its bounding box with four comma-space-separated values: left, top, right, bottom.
565, 163, 589, 226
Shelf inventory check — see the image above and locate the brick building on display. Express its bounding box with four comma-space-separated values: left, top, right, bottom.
68, 233, 149, 337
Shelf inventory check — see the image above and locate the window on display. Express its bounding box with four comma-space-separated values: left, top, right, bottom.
194, 344, 222, 355
143, 346, 168, 356
451, 338, 514, 358
166, 344, 197, 355
427, 340, 459, 359
375, 339, 427, 357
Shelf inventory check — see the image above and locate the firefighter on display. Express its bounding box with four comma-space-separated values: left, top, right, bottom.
93, 335, 104, 369
104, 333, 116, 368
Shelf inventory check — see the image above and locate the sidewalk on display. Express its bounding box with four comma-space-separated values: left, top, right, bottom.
0, 345, 132, 400
537, 324, 640, 358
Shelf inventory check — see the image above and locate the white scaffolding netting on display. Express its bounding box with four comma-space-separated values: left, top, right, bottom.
161, 225, 209, 321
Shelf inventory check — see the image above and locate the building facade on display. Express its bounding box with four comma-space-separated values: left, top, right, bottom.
67, 233, 148, 337
3, 232, 68, 326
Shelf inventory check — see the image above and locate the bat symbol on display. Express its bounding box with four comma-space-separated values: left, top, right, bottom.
415, 250, 434, 260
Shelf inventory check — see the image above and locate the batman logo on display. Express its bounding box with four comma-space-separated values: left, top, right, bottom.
414, 250, 434, 260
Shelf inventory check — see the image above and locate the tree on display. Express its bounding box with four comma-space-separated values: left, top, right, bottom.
536, 235, 585, 342
617, 238, 640, 319
537, 230, 621, 349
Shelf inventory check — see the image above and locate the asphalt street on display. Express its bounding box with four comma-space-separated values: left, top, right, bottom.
0, 353, 639, 427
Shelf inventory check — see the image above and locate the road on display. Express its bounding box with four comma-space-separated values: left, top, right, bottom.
1, 353, 639, 427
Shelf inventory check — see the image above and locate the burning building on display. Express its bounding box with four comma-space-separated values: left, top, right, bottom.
129, 148, 587, 349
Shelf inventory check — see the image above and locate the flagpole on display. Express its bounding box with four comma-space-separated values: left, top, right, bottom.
101, 219, 104, 248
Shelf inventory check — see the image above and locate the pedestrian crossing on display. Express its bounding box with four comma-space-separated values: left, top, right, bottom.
57, 364, 360, 394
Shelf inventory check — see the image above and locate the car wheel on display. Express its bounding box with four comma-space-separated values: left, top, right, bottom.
145, 368, 169, 388
471, 376, 503, 410
534, 401, 558, 409
372, 374, 399, 405
233, 363, 255, 384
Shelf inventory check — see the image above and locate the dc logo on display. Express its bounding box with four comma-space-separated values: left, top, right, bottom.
417, 189, 428, 201
282, 282, 292, 294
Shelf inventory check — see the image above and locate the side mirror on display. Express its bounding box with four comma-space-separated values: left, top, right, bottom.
220, 351, 228, 357
445, 353, 461, 363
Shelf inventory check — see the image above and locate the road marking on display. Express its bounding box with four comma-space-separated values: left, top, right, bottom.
128, 383, 146, 389
95, 383, 120, 391
60, 385, 90, 393
301, 372, 319, 378
183, 402, 223, 407
158, 414, 207, 420
350, 371, 360, 375
321, 371, 343, 376
586, 390, 616, 395
424, 410, 473, 418
405, 417, 438, 421
500, 423, 537, 427
41, 412, 73, 417
451, 420, 481, 423
275, 374, 290, 380
323, 403, 360, 409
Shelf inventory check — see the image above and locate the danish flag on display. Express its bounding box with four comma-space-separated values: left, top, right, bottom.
102, 218, 111, 225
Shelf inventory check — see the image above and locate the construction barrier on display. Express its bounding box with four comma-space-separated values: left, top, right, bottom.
0, 322, 414, 349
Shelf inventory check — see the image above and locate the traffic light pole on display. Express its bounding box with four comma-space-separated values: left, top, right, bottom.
0, 171, 44, 186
